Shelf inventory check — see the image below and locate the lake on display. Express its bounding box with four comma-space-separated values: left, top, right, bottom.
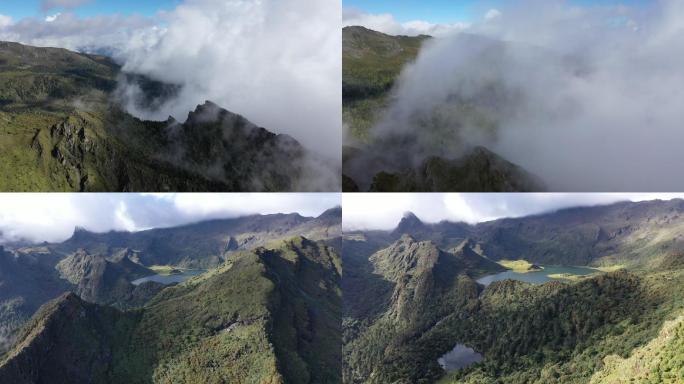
438, 344, 483, 372
476, 265, 598, 286
131, 270, 205, 286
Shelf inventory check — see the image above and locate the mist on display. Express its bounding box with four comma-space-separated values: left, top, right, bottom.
118, 0, 341, 162
0, 0, 341, 169
357, 0, 684, 191
0, 193, 340, 244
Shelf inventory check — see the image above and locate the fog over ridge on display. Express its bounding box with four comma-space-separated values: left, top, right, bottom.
363, 0, 684, 191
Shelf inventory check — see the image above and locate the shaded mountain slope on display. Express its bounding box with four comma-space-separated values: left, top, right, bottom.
0, 41, 334, 192
342, 26, 429, 142
349, 199, 684, 269
55, 209, 341, 269
343, 145, 545, 192
55, 249, 161, 307
0, 238, 342, 383
0, 247, 69, 354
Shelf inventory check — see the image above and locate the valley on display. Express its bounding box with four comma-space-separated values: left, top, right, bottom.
342, 199, 684, 383
0, 207, 342, 383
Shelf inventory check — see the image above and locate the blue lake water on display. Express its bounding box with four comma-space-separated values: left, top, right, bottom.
438, 344, 483, 372
476, 265, 598, 286
131, 270, 205, 286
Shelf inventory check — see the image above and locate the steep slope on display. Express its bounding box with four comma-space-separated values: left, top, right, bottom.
55, 249, 161, 307
590, 313, 684, 384
342, 26, 429, 141
351, 199, 684, 269
344, 146, 545, 192
369, 147, 545, 192
0, 247, 69, 355
55, 209, 341, 268
343, 235, 501, 383
0, 41, 333, 192
0, 238, 342, 383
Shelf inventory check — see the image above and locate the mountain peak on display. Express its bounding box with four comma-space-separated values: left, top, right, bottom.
318, 206, 342, 219
393, 212, 425, 235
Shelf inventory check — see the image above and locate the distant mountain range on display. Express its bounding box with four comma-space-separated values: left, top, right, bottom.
343, 199, 684, 383
0, 41, 335, 192
341, 26, 544, 192
0, 207, 341, 383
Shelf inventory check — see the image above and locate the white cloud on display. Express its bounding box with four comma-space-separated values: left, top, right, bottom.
0, 12, 157, 52
0, 193, 340, 244
0, 0, 341, 167
120, 0, 342, 160
484, 9, 502, 21
343, 193, 684, 230
359, 0, 684, 191
0, 14, 13, 28
44, 13, 61, 23
41, 0, 92, 11
343, 7, 469, 37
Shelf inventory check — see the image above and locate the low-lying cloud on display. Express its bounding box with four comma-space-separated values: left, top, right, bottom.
359, 0, 684, 191
343, 193, 684, 230
0, 0, 341, 163
343, 7, 469, 37
0, 193, 340, 244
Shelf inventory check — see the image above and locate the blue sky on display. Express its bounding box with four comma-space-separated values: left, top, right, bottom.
0, 0, 181, 20
343, 0, 650, 23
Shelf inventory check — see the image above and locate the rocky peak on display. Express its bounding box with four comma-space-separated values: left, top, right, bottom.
393, 211, 426, 236
318, 206, 342, 220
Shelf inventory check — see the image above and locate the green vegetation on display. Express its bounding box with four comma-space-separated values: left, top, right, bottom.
498, 259, 543, 272
0, 41, 320, 192
344, 202, 684, 383
342, 26, 429, 141
148, 265, 183, 275
0, 238, 342, 383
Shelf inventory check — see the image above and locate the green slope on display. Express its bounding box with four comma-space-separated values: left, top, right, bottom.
0, 41, 325, 192
0, 238, 342, 383
342, 26, 429, 141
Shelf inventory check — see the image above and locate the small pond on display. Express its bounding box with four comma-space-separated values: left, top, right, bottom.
438, 344, 483, 372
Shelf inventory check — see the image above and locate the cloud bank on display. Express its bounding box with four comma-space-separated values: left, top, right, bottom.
342, 7, 469, 36
362, 0, 684, 191
0, 0, 341, 161
0, 193, 340, 244
343, 193, 684, 230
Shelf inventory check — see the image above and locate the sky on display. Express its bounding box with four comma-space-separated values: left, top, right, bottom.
0, 0, 180, 20
0, 193, 340, 244
342, 0, 651, 36
0, 0, 342, 162
343, 193, 684, 230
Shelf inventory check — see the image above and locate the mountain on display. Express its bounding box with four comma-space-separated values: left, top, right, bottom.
0, 247, 69, 354
351, 199, 684, 269
346, 146, 545, 192
56, 210, 341, 268
342, 27, 545, 192
0, 237, 341, 383
343, 199, 684, 383
0, 208, 340, 368
55, 249, 161, 306
0, 41, 333, 192
343, 26, 429, 142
